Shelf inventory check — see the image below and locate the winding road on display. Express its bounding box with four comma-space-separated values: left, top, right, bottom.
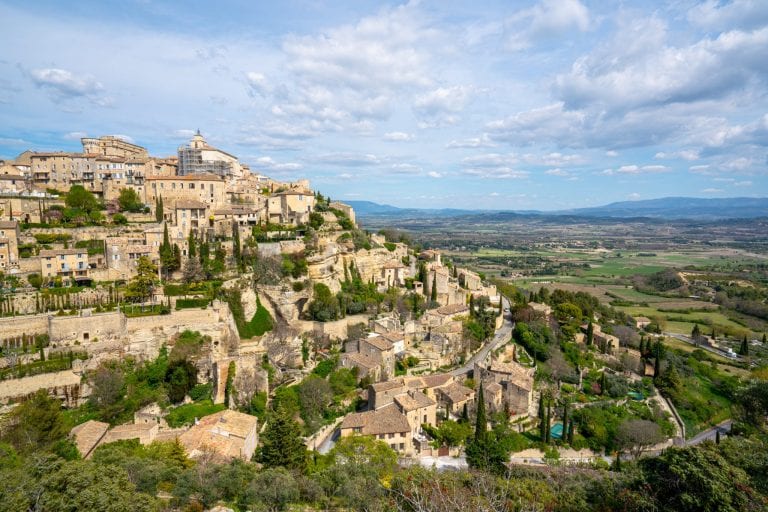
451, 297, 514, 377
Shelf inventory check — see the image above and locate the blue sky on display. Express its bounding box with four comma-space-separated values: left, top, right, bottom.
0, 0, 766, 210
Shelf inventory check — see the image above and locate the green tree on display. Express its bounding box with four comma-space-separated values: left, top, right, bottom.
65, 184, 99, 213
258, 407, 308, 471
307, 283, 340, 321
33, 460, 157, 512
739, 335, 749, 356
430, 274, 437, 302
639, 445, 759, 512
187, 231, 196, 259
155, 195, 164, 222
165, 359, 198, 403
586, 321, 594, 346
232, 221, 242, 271
124, 256, 157, 303
0, 390, 67, 453
117, 188, 143, 212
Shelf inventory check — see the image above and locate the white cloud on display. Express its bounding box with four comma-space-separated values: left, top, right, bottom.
627, 192, 641, 200
446, 135, 496, 149
413, 85, 472, 125
605, 150, 618, 157
734, 180, 753, 187
702, 188, 724, 193
28, 68, 107, 105
254, 156, 303, 172
63, 131, 87, 141
245, 72, 269, 97
383, 131, 413, 141
427, 171, 443, 178
545, 168, 569, 177
655, 149, 699, 161
688, 0, 768, 31
506, 0, 590, 50
315, 153, 381, 166
602, 164, 669, 175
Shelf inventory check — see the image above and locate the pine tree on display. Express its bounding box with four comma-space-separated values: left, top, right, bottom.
586, 322, 594, 346
258, 406, 308, 471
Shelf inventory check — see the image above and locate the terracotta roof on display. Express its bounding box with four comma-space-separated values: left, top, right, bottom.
485, 382, 503, 394
395, 390, 435, 412
179, 410, 257, 461
363, 335, 394, 352
340, 403, 410, 436
435, 304, 469, 316
418, 373, 453, 389
438, 382, 474, 404
0, 220, 18, 229
70, 420, 109, 458
40, 248, 86, 257
370, 379, 404, 392
380, 331, 405, 343
146, 174, 223, 182
343, 352, 379, 370
383, 260, 405, 269
175, 199, 208, 209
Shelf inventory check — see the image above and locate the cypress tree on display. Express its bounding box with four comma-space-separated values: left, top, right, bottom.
600, 372, 607, 395
187, 231, 196, 259
716, 430, 721, 444
567, 419, 574, 444
544, 404, 551, 443
614, 452, 622, 472
469, 294, 475, 317
739, 335, 749, 356
562, 401, 569, 442
691, 324, 701, 340
155, 196, 164, 222
586, 322, 594, 346
474, 385, 487, 442
232, 221, 242, 271
430, 274, 437, 302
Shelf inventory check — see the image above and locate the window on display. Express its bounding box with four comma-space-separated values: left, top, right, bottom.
399, 443, 405, 450
190, 183, 195, 189
388, 433, 394, 439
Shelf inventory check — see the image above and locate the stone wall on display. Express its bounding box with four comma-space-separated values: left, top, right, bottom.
50, 311, 125, 346
0, 369, 88, 406
0, 314, 48, 342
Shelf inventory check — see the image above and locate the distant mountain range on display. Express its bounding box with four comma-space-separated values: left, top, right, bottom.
346, 197, 768, 221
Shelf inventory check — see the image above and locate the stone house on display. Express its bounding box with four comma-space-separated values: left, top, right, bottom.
474, 357, 536, 417
0, 220, 19, 270
40, 248, 89, 282
339, 403, 412, 454
179, 410, 259, 461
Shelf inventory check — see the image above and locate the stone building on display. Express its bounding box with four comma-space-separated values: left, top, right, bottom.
177, 131, 244, 179
39, 248, 90, 281
0, 220, 19, 270
179, 409, 259, 461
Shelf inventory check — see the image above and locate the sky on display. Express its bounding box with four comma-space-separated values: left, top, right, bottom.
0, 0, 766, 210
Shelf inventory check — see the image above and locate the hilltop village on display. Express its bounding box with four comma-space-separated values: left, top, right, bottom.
0, 132, 537, 461
2, 132, 767, 512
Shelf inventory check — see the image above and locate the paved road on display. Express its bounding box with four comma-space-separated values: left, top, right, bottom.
451, 297, 514, 377
664, 332, 740, 361
688, 420, 733, 446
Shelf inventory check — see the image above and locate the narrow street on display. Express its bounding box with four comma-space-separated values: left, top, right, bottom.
451, 297, 514, 377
